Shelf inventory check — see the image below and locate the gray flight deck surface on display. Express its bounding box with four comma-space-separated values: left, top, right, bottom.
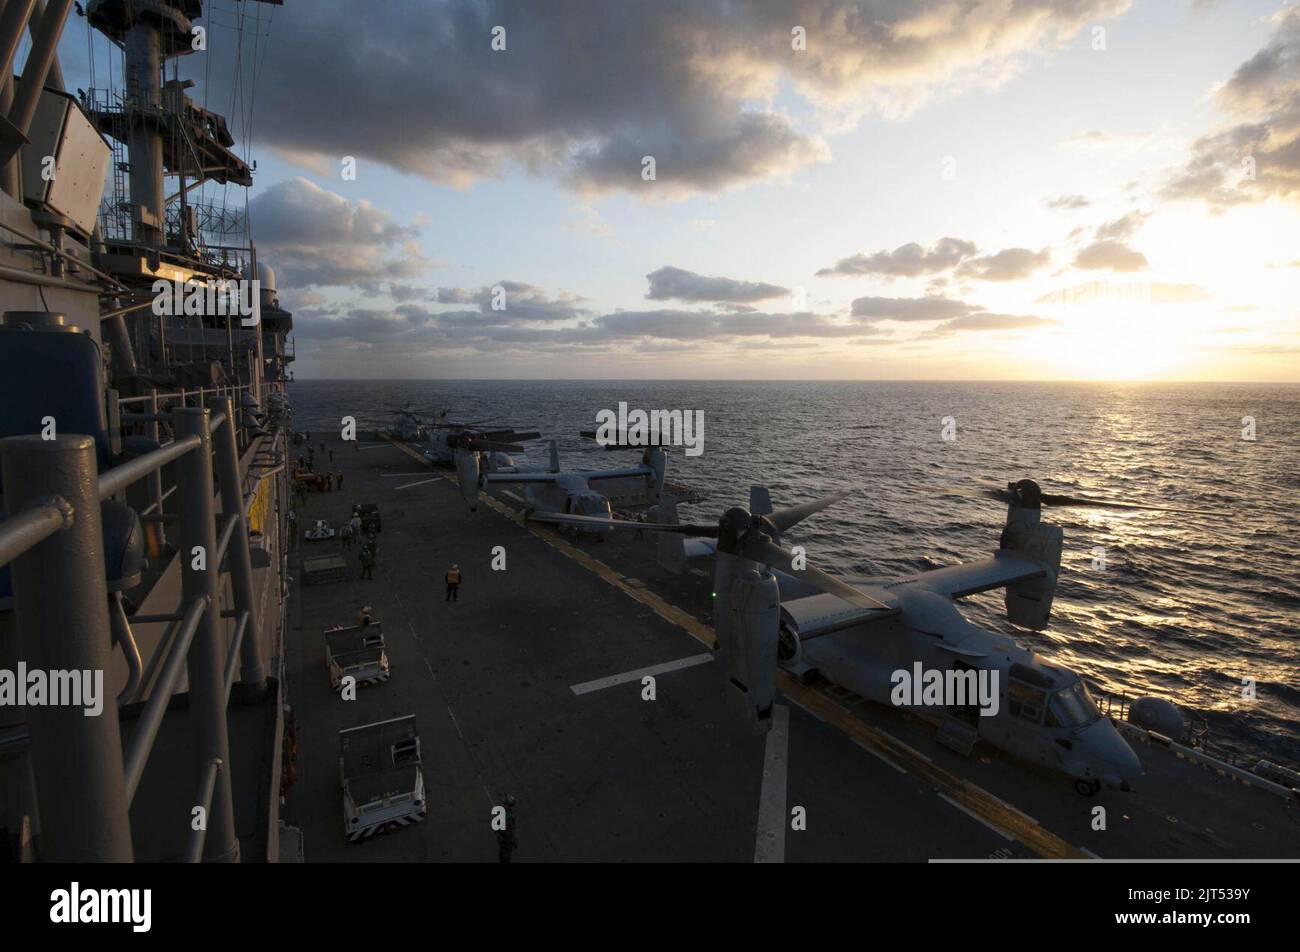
283, 436, 1300, 862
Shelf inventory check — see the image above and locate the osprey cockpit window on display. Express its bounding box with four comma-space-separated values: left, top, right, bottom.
1047, 680, 1102, 728
1007, 679, 1046, 724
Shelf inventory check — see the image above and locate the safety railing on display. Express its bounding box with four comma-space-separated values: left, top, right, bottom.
0, 394, 280, 862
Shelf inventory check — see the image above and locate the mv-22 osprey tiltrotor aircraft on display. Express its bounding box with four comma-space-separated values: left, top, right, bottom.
524, 479, 1209, 795
454, 433, 668, 529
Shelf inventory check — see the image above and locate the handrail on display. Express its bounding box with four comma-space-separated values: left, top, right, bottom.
118, 384, 251, 407
123, 595, 209, 802
0, 495, 70, 566
98, 435, 201, 501
223, 611, 250, 702
181, 759, 223, 863
2, 395, 283, 860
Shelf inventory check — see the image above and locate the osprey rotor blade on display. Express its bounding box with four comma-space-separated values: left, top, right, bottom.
525, 511, 719, 535
739, 537, 891, 611
1037, 491, 1214, 514
950, 484, 1213, 515
768, 489, 853, 533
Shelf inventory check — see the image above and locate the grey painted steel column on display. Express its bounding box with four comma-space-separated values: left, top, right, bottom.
208, 396, 266, 699
146, 389, 165, 548
172, 408, 240, 862
0, 434, 134, 861
3, 0, 71, 154
123, 17, 163, 248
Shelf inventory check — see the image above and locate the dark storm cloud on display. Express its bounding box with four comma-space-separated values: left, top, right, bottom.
955, 247, 1051, 281
1162, 6, 1300, 206
249, 178, 428, 288
645, 266, 789, 303
219, 0, 1128, 198
818, 238, 977, 278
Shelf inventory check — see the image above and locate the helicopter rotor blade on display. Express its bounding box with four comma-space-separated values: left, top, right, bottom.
768, 489, 853, 534
739, 537, 891, 611
1037, 491, 1213, 514
946, 485, 1214, 515
524, 511, 718, 535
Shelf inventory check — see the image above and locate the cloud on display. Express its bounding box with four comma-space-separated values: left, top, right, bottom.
1047, 194, 1091, 209
933, 313, 1059, 333
850, 295, 977, 322
1037, 281, 1212, 306
219, 0, 1129, 199
1060, 129, 1151, 150
1073, 240, 1149, 272
433, 281, 591, 321
1162, 5, 1300, 206
249, 177, 428, 288
818, 238, 977, 278
955, 247, 1051, 281
645, 266, 789, 303
295, 296, 867, 355
1093, 210, 1150, 241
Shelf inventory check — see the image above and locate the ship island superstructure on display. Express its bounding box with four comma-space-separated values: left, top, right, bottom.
0, 0, 291, 861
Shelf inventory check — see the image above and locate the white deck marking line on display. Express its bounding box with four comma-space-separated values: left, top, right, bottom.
937, 793, 1013, 841
569, 652, 713, 695
357, 444, 396, 451
754, 704, 790, 864
380, 471, 435, 477
394, 477, 443, 490
1080, 847, 1103, 859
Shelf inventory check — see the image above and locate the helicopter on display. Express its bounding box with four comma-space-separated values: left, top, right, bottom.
383, 402, 433, 443
455, 434, 667, 529
424, 409, 538, 472
520, 479, 1203, 796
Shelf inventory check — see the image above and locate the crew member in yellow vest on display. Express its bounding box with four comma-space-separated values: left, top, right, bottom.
445, 564, 461, 602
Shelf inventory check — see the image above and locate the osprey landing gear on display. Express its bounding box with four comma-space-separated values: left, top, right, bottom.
1074, 778, 1102, 797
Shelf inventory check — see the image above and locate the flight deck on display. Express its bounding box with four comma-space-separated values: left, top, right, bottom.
281, 434, 1300, 861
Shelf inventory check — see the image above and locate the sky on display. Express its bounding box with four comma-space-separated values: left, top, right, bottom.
56, 0, 1300, 380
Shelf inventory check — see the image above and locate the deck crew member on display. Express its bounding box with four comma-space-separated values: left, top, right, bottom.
336, 470, 345, 490
445, 563, 461, 602
340, 522, 353, 549
359, 542, 376, 580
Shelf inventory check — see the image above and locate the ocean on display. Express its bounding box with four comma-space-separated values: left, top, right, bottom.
289, 379, 1300, 767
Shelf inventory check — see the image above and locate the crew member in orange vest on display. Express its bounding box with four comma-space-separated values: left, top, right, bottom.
445, 564, 461, 602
